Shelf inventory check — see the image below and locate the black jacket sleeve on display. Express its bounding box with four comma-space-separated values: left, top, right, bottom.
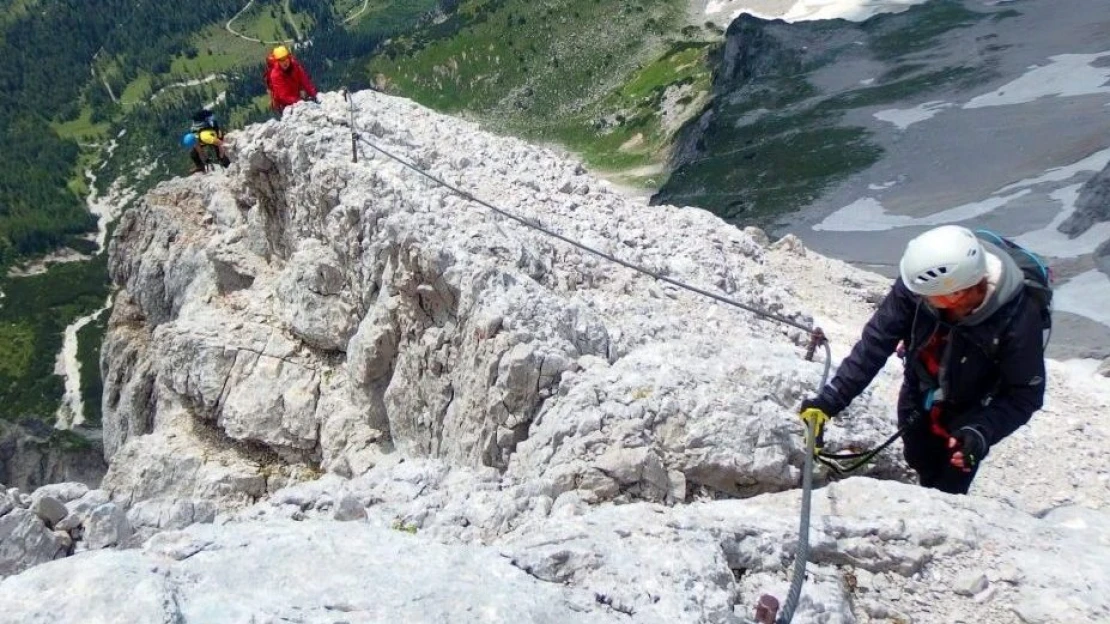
967, 299, 1046, 445
818, 279, 917, 414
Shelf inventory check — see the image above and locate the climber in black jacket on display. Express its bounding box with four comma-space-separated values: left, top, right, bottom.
799, 225, 1046, 494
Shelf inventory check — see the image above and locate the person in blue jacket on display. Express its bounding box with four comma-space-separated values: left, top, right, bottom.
799, 225, 1046, 494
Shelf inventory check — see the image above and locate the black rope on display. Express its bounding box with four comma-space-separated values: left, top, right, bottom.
341, 109, 833, 624
816, 425, 909, 476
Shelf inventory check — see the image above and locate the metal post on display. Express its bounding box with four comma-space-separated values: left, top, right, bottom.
343, 88, 359, 164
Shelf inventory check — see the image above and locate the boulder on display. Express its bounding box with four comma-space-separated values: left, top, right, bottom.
83, 503, 132, 550
0, 509, 65, 577
30, 496, 68, 529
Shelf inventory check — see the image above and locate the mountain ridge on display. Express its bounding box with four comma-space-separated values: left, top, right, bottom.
0, 87, 1107, 622
655, 0, 1110, 358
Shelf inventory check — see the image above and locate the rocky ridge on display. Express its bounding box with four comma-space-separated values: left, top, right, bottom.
0, 90, 1106, 623
1060, 160, 1110, 238
656, 0, 1110, 358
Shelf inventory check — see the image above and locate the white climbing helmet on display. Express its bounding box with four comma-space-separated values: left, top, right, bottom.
899, 225, 987, 296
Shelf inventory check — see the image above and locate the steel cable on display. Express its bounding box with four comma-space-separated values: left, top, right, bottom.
336, 105, 833, 623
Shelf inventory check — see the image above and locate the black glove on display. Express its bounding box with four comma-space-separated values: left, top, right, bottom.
951, 427, 989, 470
309, 95, 320, 104
799, 396, 837, 418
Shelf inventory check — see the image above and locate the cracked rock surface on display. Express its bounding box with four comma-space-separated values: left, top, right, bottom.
1, 89, 1107, 623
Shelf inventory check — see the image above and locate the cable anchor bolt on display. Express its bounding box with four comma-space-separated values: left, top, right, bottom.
804, 327, 827, 362
755, 594, 780, 623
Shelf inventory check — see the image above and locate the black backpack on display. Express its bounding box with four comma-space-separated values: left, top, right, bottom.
190, 109, 221, 136
975, 230, 1053, 346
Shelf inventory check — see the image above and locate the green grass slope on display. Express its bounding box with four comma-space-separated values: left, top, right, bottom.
368, 0, 717, 183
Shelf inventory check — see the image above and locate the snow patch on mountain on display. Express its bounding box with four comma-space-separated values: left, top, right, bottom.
814, 146, 1110, 255
699, 0, 929, 25
811, 147, 1110, 337
873, 101, 954, 129
1055, 270, 1110, 327
813, 192, 1027, 232
1011, 185, 1110, 257
965, 52, 1110, 109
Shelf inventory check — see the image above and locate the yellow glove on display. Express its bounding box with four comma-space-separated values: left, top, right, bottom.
798, 399, 831, 452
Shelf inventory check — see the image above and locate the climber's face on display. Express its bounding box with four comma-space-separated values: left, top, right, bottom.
927, 279, 988, 318
278, 57, 291, 70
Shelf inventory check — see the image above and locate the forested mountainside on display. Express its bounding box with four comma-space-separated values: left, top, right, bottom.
0, 0, 443, 271
0, 0, 719, 487
0, 0, 446, 471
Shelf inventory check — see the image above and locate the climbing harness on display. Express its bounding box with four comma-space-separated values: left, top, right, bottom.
335, 96, 835, 623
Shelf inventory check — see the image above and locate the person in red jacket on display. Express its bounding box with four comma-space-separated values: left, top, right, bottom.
264, 45, 318, 115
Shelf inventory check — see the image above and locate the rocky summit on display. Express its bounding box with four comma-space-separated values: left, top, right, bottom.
0, 88, 1108, 623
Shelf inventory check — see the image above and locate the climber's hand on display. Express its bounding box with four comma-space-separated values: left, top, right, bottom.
798, 397, 833, 450
948, 427, 989, 473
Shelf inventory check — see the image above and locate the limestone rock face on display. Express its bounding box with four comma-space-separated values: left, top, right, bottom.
0, 481, 146, 577
0, 519, 630, 624
22, 87, 1100, 624
98, 91, 902, 525
275, 239, 357, 351
29, 497, 67, 528
0, 421, 106, 492
81, 503, 131, 550
1, 479, 1108, 624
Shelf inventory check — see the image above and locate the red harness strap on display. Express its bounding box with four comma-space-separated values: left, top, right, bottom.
918, 330, 951, 438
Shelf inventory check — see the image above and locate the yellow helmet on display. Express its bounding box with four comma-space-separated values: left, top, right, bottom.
272, 45, 290, 60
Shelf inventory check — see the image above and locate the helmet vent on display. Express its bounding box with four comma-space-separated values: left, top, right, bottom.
916, 265, 950, 283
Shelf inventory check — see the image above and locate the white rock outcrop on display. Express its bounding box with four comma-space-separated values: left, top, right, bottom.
0, 485, 69, 577
0, 90, 1107, 623
95, 91, 905, 534
1, 478, 1107, 623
